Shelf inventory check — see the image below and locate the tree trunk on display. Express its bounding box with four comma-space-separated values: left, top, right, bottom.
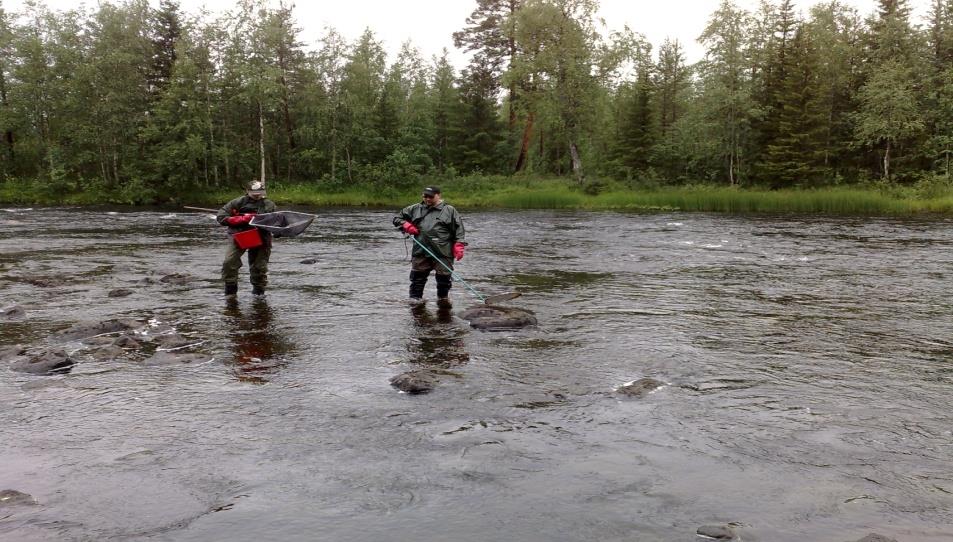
569, 140, 583, 184
345, 146, 353, 184
883, 140, 891, 180
259, 100, 266, 184
0, 69, 12, 162
514, 111, 534, 172
206, 80, 217, 186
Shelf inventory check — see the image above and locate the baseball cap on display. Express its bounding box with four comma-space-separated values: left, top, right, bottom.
247, 180, 266, 196
422, 186, 441, 196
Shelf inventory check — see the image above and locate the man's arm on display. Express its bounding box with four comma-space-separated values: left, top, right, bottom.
216, 197, 242, 226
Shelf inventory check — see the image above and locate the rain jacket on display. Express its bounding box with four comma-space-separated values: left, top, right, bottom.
393, 201, 466, 259
217, 195, 277, 240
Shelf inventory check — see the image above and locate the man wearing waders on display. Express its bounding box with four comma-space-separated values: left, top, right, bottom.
217, 180, 276, 296
393, 186, 467, 306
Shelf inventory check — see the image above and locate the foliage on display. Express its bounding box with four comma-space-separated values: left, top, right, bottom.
1, 0, 953, 202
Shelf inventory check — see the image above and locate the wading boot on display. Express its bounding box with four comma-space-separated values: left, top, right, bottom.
435, 274, 452, 306
252, 285, 265, 296
225, 282, 238, 296
409, 270, 429, 302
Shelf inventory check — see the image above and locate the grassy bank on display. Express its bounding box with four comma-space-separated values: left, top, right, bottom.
4, 177, 953, 214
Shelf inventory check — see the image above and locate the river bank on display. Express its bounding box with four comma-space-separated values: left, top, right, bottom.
4, 177, 953, 214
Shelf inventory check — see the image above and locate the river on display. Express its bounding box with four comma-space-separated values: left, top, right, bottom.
1, 206, 951, 541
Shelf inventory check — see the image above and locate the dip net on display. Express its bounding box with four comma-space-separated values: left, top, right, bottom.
249, 211, 315, 238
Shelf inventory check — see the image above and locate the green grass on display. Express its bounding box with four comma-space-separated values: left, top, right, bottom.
1, 176, 950, 215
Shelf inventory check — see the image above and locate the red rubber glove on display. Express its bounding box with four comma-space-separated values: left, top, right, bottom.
226, 213, 255, 225
401, 222, 419, 236
453, 242, 465, 261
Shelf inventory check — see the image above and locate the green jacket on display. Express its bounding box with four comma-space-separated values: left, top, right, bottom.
217, 195, 276, 234
393, 201, 466, 259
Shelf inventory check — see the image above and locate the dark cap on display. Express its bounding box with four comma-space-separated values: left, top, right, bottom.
422, 186, 441, 196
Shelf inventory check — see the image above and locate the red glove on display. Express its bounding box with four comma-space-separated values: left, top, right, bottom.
226, 213, 255, 225
453, 242, 465, 261
401, 222, 419, 236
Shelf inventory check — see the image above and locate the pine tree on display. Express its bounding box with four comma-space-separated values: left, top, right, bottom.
698, 0, 758, 185
149, 0, 181, 98
855, 0, 926, 179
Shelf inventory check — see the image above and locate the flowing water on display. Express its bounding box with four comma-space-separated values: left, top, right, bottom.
1, 206, 952, 541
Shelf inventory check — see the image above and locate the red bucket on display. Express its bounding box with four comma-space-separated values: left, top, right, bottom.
232, 228, 263, 249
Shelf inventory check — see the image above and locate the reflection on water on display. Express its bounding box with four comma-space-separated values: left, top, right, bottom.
222, 297, 292, 384
407, 303, 469, 368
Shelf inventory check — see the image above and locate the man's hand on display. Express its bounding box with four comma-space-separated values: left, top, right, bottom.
226, 213, 255, 225
401, 222, 420, 236
453, 242, 466, 261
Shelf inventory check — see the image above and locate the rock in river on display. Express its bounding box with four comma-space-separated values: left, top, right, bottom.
458, 304, 537, 330
144, 352, 213, 365
615, 377, 666, 398
0, 304, 25, 320
0, 489, 37, 507
0, 345, 26, 362
10, 349, 74, 375
390, 370, 438, 394
107, 288, 134, 298
696, 524, 737, 540
851, 535, 897, 542
53, 318, 144, 341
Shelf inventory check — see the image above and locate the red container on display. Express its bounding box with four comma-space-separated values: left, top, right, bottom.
232, 228, 263, 249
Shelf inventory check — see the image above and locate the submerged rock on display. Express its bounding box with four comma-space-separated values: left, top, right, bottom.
0, 489, 37, 507
697, 524, 736, 540
458, 304, 537, 330
107, 288, 133, 298
144, 352, 213, 365
615, 377, 666, 398
390, 370, 438, 394
89, 345, 127, 361
153, 333, 196, 350
10, 349, 74, 375
0, 345, 26, 362
300, 258, 318, 264
111, 335, 141, 349
852, 535, 897, 542
159, 273, 195, 285
54, 318, 144, 341
0, 305, 25, 320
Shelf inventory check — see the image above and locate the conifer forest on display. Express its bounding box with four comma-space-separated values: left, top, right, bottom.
0, 0, 951, 202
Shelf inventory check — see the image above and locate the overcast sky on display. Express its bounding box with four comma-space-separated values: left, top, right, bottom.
4, 0, 937, 66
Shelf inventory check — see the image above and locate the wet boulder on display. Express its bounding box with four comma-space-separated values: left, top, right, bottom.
696, 524, 737, 540
111, 335, 141, 349
10, 348, 74, 375
107, 288, 134, 298
851, 535, 897, 542
458, 304, 537, 330
0, 304, 25, 320
144, 352, 213, 366
615, 377, 666, 398
153, 333, 196, 350
89, 345, 127, 361
390, 370, 438, 394
0, 345, 27, 362
54, 318, 145, 342
0, 489, 37, 507
300, 258, 318, 264
159, 273, 195, 285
